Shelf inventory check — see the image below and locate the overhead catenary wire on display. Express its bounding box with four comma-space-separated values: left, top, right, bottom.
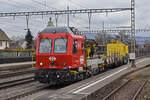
0, 6, 131, 37
9, 0, 39, 10
70, 0, 89, 8
30, 0, 59, 10
0, 0, 140, 44
0, 1, 34, 11
0, 0, 52, 13
11, 0, 51, 11
68, 0, 87, 8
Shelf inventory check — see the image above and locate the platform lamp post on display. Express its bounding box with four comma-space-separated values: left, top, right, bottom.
130, 0, 136, 68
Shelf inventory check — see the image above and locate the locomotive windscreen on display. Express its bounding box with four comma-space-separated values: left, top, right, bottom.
39, 38, 52, 53
54, 38, 67, 53
39, 27, 75, 34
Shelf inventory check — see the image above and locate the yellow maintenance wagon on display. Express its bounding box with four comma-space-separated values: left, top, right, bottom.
107, 40, 129, 66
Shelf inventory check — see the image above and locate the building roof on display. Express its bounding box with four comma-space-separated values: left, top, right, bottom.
0, 29, 10, 41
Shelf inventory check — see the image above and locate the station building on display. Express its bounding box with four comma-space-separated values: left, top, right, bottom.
0, 29, 10, 49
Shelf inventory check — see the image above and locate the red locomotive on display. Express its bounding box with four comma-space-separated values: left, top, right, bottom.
35, 26, 129, 85
35, 27, 87, 84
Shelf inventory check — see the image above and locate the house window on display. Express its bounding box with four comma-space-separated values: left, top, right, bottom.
0, 41, 2, 47
6, 41, 8, 48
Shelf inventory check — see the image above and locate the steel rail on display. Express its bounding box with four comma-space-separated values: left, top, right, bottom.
5, 85, 49, 100
132, 80, 147, 100
102, 77, 148, 100
0, 69, 36, 78
0, 76, 34, 89
102, 79, 131, 100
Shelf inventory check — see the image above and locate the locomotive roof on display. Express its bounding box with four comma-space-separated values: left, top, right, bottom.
39, 27, 75, 34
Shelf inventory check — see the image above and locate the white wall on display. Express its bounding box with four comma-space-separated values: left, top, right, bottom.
0, 41, 9, 49
21, 41, 27, 49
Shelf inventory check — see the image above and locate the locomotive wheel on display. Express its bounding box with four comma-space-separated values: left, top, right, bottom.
114, 59, 119, 67
83, 71, 89, 79
123, 55, 128, 64
83, 74, 87, 79
80, 74, 84, 80
76, 74, 83, 81
104, 66, 108, 71
124, 57, 128, 64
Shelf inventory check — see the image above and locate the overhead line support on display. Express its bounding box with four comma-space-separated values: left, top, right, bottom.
0, 8, 131, 17
80, 29, 150, 34
131, 0, 136, 68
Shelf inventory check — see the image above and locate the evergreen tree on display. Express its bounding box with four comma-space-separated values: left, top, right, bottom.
25, 29, 33, 49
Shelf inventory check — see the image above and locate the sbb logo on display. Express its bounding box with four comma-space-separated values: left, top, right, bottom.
49, 57, 56, 61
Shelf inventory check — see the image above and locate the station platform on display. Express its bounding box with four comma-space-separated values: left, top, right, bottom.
0, 61, 35, 70
26, 57, 150, 100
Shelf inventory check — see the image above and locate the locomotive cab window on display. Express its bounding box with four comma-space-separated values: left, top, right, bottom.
73, 40, 78, 54
39, 38, 52, 53
82, 41, 85, 54
54, 38, 67, 53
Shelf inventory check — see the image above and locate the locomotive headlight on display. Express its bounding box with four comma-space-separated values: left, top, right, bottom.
62, 62, 66, 66
69, 66, 72, 69
57, 75, 60, 78
40, 62, 43, 66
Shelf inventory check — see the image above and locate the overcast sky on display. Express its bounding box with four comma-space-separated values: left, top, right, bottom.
0, 0, 149, 38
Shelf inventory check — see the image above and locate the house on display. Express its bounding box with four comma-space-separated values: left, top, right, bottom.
21, 40, 36, 49
0, 29, 10, 49
9, 40, 23, 50
21, 41, 27, 49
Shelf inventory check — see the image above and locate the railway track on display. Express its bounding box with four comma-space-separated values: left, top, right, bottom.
0, 76, 34, 89
0, 68, 36, 78
102, 79, 147, 100
0, 80, 50, 100
0, 67, 36, 89
0, 66, 50, 100
5, 85, 49, 100
132, 80, 147, 100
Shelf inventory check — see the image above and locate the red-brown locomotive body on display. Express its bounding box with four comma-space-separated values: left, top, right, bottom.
35, 27, 86, 84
